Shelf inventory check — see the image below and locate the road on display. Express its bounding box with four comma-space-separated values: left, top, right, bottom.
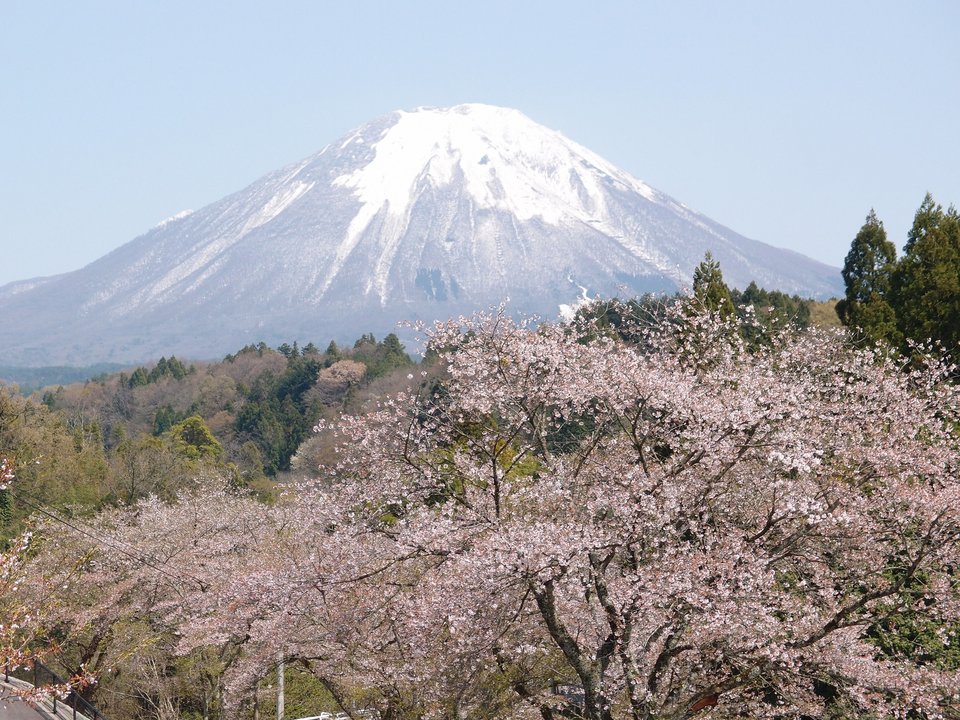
0, 693, 45, 720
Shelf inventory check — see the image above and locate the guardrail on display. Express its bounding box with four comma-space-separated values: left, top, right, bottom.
3, 659, 106, 720
294, 712, 380, 720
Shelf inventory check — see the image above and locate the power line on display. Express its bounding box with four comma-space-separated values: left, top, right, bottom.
8, 488, 208, 594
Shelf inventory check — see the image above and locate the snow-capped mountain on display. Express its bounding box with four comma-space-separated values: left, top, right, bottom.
1, 104, 841, 366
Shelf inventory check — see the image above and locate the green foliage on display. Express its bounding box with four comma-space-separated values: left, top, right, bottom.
867, 561, 960, 671
233, 439, 269, 493
734, 282, 811, 324
255, 664, 340, 720
575, 277, 815, 356
692, 251, 735, 319
150, 355, 189, 382
0, 388, 110, 539
153, 404, 186, 435
870, 609, 960, 671
325, 340, 343, 361
224, 342, 272, 361
573, 295, 680, 348
56, 619, 231, 720
128, 366, 150, 388
731, 281, 812, 347
350, 333, 413, 378
892, 194, 960, 360
234, 400, 287, 475
28, 332, 415, 480
837, 195, 960, 362
126, 355, 191, 388
278, 342, 299, 358
108, 434, 186, 503
167, 415, 223, 461
235, 353, 324, 474
836, 209, 899, 345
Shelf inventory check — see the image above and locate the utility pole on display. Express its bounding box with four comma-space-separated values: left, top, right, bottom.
277, 654, 285, 720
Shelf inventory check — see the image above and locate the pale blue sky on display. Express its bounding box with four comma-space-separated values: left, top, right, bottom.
2, 1, 958, 288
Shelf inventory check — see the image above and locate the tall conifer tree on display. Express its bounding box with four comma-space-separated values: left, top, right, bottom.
836, 210, 898, 345
892, 194, 960, 360
692, 251, 735, 319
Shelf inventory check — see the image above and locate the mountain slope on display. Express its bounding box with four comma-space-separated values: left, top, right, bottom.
0, 104, 841, 366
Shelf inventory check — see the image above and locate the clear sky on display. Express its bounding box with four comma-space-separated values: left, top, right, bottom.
2, 1, 958, 288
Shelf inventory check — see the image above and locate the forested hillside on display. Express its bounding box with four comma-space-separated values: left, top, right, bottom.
3, 287, 959, 720
1, 333, 415, 540
0, 276, 833, 546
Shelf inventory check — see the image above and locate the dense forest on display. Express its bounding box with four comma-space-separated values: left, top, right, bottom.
836, 193, 960, 362
2, 216, 960, 720
0, 333, 415, 542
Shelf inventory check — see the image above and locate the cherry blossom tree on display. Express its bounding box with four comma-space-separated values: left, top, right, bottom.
51, 306, 960, 719
308, 308, 960, 719
1, 458, 37, 674
0, 458, 95, 702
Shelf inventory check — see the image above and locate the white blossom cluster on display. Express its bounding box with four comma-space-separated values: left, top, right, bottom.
24, 305, 960, 719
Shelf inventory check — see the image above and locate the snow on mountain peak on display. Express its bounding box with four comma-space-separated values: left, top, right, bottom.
323, 103, 661, 300
155, 209, 194, 228
333, 103, 655, 226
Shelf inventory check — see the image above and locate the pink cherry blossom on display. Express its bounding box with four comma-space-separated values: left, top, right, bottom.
46, 306, 960, 719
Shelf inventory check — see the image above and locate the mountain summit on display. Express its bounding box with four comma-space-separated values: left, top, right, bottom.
1, 104, 841, 366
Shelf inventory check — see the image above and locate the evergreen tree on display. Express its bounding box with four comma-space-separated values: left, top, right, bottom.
168, 415, 222, 461
352, 333, 413, 378
732, 282, 812, 348
153, 404, 183, 435
836, 210, 899, 345
324, 340, 342, 366
692, 252, 735, 319
166, 355, 188, 380
354, 333, 377, 349
892, 194, 960, 360
234, 352, 324, 474
128, 366, 150, 388
148, 357, 169, 383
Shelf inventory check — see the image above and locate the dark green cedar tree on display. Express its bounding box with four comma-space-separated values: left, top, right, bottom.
892, 194, 960, 361
692, 251, 735, 319
836, 209, 899, 346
